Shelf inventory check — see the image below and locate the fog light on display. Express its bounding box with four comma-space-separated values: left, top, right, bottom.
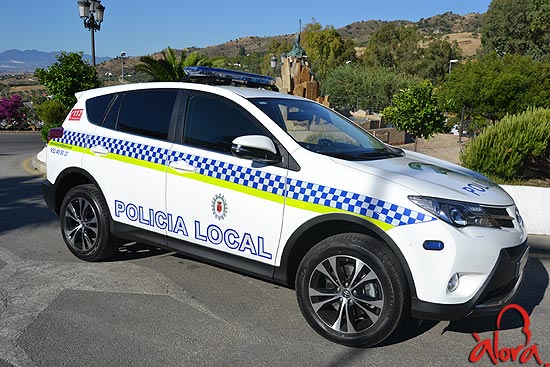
447, 273, 460, 292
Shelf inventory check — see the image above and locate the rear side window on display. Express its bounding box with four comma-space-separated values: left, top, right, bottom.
116, 89, 178, 141
86, 94, 115, 125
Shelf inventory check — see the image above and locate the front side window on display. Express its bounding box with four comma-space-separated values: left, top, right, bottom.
251, 98, 403, 160
183, 92, 269, 154
116, 89, 178, 141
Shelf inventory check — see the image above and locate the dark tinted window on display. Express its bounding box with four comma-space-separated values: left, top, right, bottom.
103, 94, 121, 130
116, 89, 178, 140
86, 94, 115, 125
184, 93, 268, 154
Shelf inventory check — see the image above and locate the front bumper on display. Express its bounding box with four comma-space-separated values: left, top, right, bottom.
411, 239, 529, 320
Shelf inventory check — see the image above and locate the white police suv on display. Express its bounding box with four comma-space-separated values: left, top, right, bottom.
43, 67, 528, 347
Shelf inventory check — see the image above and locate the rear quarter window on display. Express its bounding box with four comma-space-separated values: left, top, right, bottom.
86, 94, 116, 125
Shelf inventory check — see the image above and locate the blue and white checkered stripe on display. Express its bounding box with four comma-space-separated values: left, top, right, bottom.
55, 131, 435, 226
287, 178, 434, 226
59, 130, 88, 148
59, 131, 170, 166
167, 151, 287, 196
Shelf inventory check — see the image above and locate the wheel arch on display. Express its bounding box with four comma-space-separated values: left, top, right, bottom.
52, 167, 103, 215
273, 213, 417, 298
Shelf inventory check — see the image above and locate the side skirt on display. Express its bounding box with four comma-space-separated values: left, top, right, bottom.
111, 221, 280, 285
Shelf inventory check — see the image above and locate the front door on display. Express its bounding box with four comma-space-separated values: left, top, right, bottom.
165, 91, 287, 265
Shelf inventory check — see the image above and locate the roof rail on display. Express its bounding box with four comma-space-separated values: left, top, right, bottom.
182, 66, 278, 91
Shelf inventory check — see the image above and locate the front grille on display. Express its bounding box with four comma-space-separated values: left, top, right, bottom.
505, 240, 529, 261
481, 206, 514, 228
477, 240, 528, 305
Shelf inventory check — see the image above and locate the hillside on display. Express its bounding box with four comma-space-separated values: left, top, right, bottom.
1, 12, 484, 96
97, 12, 483, 76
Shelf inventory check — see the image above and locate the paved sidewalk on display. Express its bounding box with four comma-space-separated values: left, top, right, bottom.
401, 133, 469, 165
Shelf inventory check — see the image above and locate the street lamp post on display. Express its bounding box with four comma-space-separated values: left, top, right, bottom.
77, 0, 105, 67
448, 59, 459, 74
120, 51, 126, 83
270, 55, 277, 69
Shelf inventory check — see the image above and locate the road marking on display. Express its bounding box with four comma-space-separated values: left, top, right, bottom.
21, 157, 43, 177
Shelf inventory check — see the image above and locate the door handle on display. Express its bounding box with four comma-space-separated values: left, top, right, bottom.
169, 160, 196, 172
90, 145, 109, 156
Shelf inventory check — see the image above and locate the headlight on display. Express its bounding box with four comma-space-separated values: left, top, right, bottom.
408, 196, 511, 228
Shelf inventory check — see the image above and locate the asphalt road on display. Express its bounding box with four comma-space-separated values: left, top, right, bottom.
1, 132, 550, 367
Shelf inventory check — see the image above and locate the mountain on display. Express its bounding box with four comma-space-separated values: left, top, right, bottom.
0, 49, 111, 74
191, 12, 483, 57
2, 12, 483, 77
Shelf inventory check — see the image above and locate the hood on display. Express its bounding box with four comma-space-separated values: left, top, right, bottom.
332, 149, 514, 206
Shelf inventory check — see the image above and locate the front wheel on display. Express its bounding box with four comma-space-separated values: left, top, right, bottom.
296, 233, 408, 347
60, 184, 117, 261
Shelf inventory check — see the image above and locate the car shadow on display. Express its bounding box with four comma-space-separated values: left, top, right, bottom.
105, 240, 170, 262
0, 174, 58, 234
380, 255, 548, 346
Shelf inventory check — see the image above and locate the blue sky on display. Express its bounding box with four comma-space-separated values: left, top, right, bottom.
1, 0, 492, 58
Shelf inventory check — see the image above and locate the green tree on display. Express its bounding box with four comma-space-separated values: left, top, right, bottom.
36, 99, 69, 141
382, 81, 445, 151
322, 64, 420, 112
460, 107, 550, 180
417, 37, 461, 83
482, 0, 550, 60
363, 23, 421, 75
35, 51, 100, 111
135, 47, 223, 82
224, 52, 264, 74
301, 21, 357, 81
439, 52, 550, 122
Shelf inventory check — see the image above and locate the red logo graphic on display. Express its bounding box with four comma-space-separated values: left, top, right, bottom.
69, 109, 84, 121
469, 304, 550, 366
211, 194, 227, 220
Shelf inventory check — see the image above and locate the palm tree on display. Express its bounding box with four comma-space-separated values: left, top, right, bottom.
135, 47, 222, 82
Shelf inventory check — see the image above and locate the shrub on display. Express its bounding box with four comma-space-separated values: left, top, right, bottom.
36, 99, 69, 142
460, 107, 550, 180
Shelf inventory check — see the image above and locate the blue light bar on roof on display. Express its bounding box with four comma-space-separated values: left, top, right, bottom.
183, 66, 276, 87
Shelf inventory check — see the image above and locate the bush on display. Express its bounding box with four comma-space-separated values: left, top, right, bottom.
460, 107, 550, 180
36, 99, 68, 142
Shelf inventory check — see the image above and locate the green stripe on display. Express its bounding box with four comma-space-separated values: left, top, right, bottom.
50, 141, 394, 231
168, 167, 285, 204
49, 141, 88, 154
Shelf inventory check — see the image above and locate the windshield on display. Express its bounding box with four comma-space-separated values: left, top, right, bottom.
250, 98, 403, 161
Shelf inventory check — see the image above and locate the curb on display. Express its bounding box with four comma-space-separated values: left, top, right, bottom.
32, 147, 47, 174
528, 235, 550, 251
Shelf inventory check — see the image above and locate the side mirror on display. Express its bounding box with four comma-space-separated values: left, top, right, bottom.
231, 135, 281, 164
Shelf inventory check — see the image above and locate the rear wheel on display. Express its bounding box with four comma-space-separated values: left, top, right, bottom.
296, 233, 408, 347
60, 184, 117, 261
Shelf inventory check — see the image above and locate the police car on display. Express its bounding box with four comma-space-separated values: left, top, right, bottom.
42, 67, 528, 347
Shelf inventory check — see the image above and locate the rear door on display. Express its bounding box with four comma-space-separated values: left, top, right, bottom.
82, 89, 180, 240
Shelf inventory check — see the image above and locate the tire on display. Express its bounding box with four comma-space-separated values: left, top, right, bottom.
60, 184, 117, 261
296, 233, 408, 347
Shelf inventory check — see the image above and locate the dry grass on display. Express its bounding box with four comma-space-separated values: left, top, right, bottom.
445, 32, 481, 57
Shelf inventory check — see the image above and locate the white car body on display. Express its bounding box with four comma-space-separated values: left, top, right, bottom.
43, 79, 528, 346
